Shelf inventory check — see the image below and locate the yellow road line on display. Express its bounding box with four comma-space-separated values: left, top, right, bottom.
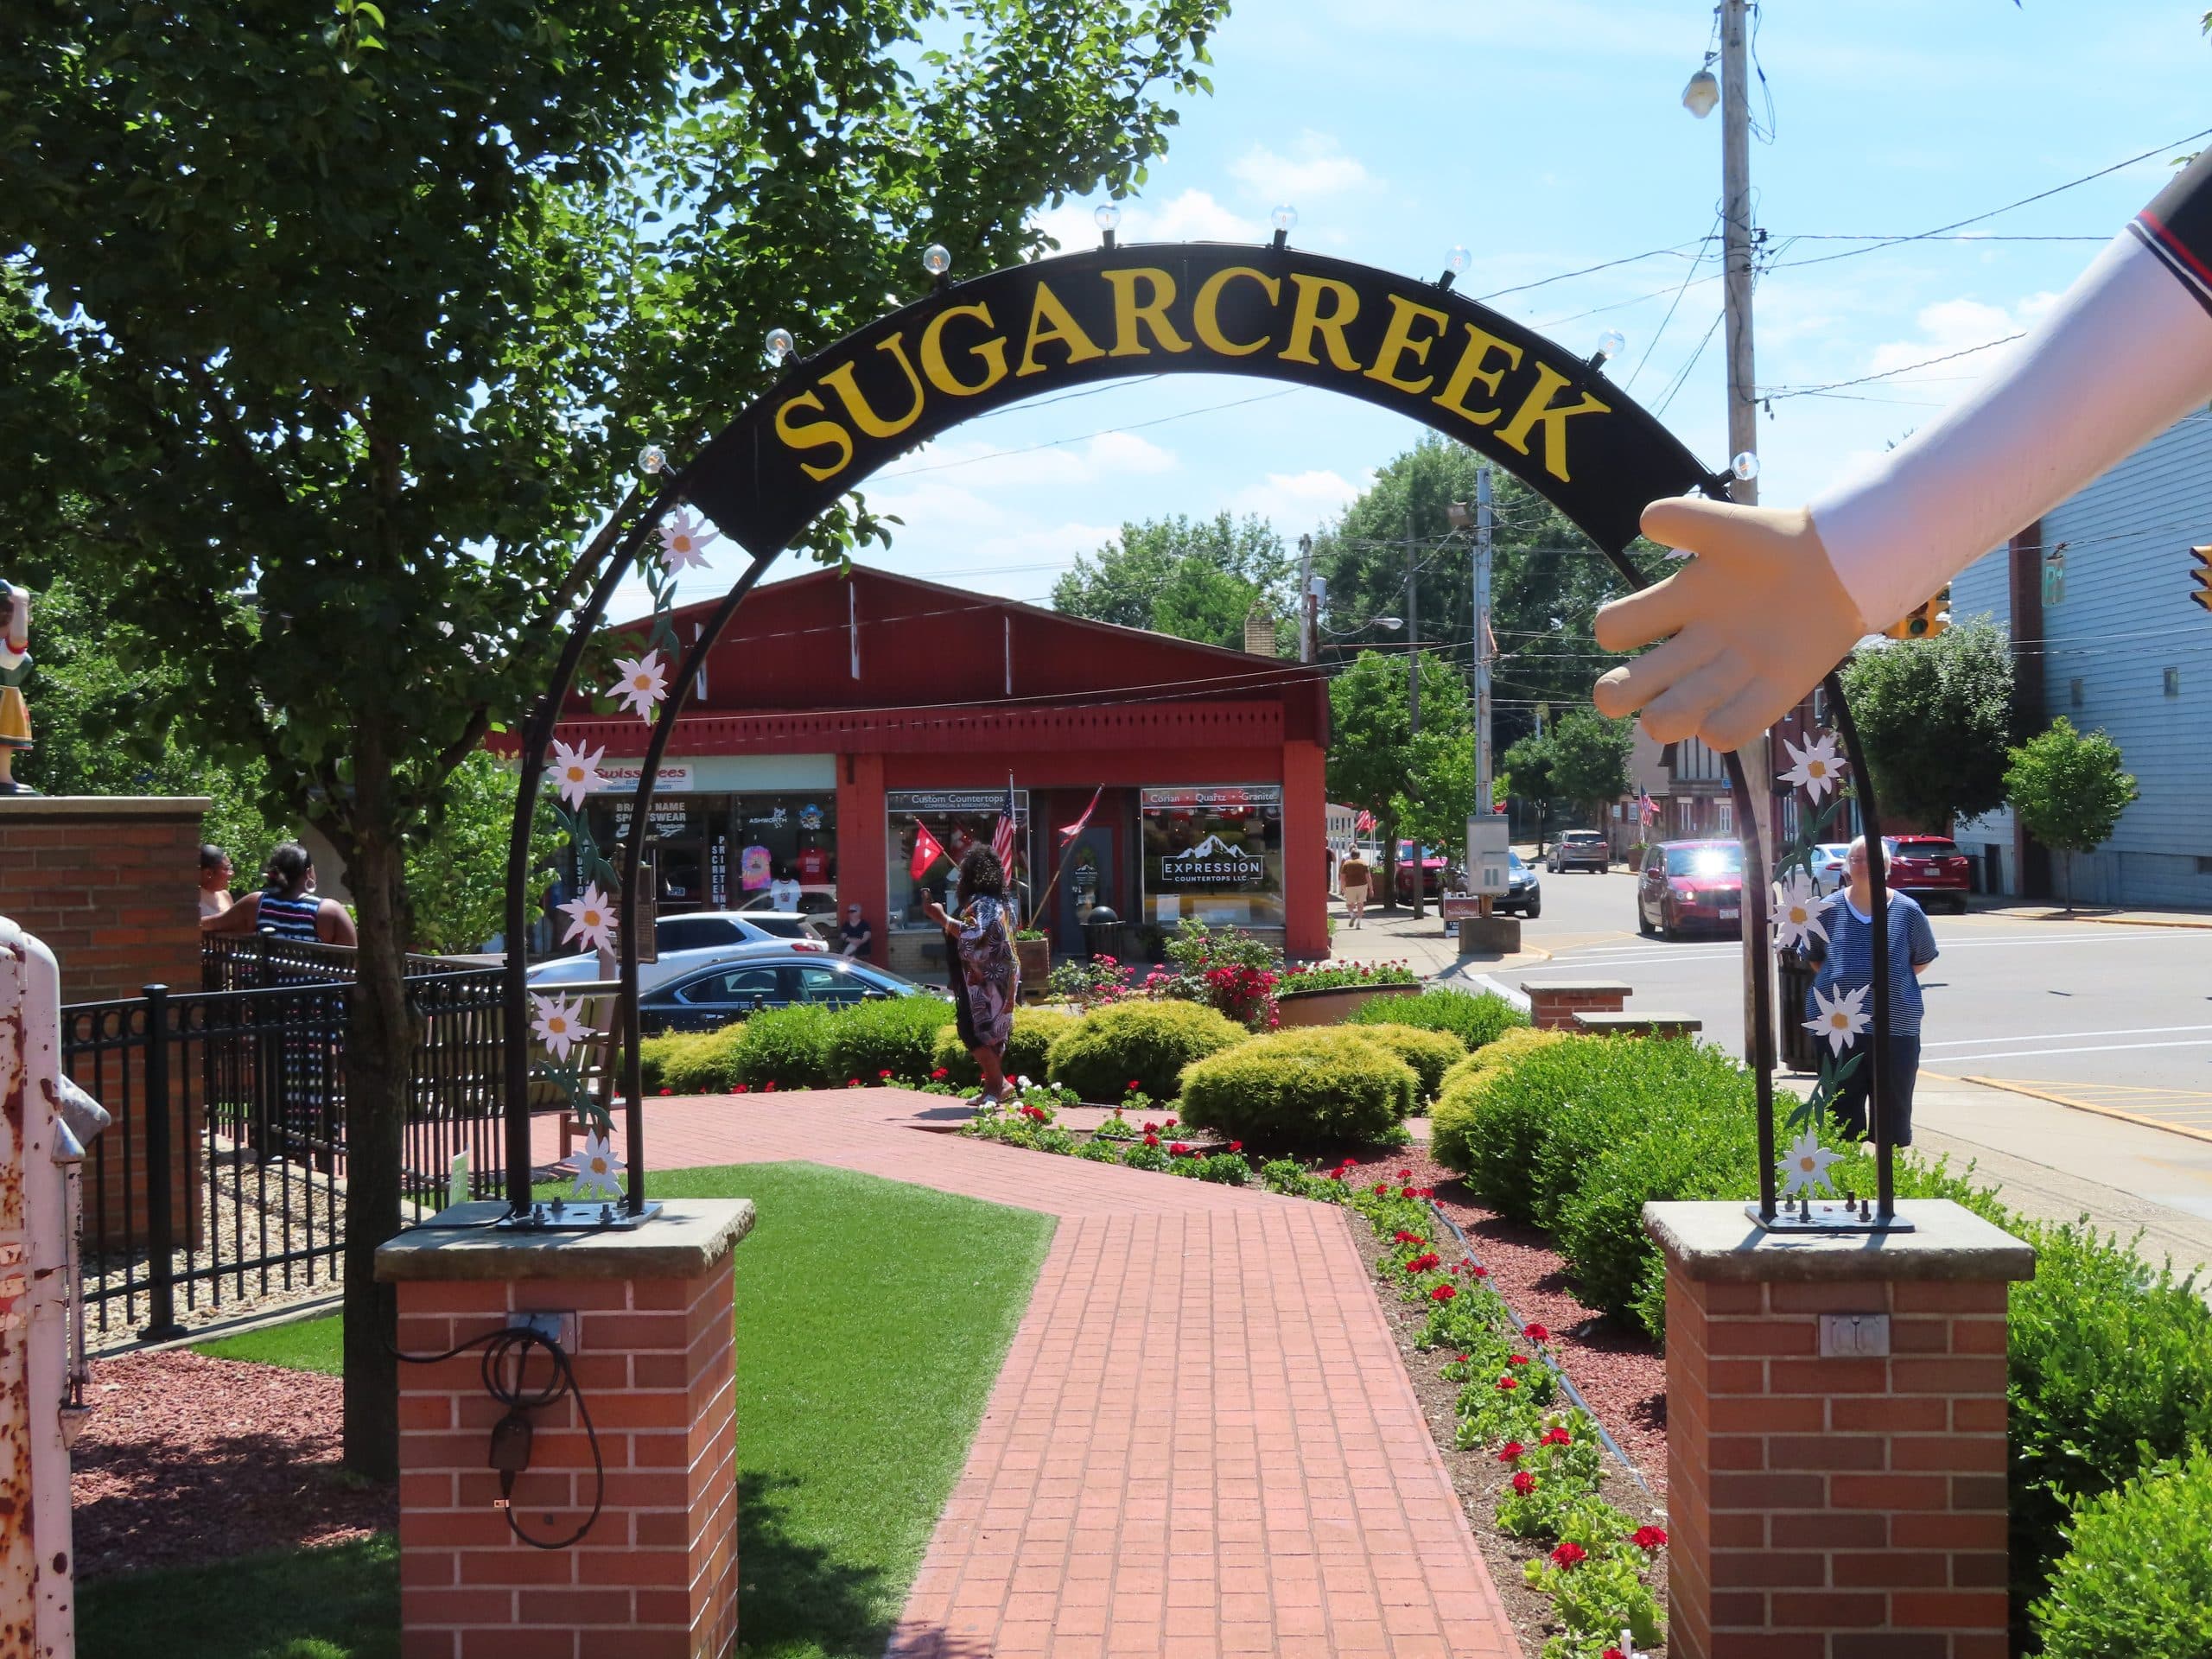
1955, 1074, 2212, 1147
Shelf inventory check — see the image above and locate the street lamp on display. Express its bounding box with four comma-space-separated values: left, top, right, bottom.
1319, 615, 1402, 635
1682, 61, 1719, 118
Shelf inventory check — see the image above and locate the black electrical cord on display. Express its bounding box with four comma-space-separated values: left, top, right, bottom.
387, 1324, 607, 1549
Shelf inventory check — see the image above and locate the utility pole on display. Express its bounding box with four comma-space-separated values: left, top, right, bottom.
1406, 534, 1423, 921
1298, 533, 1316, 664
1472, 465, 1495, 917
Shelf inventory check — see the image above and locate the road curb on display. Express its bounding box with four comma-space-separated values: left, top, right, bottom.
1973, 907, 2212, 931
1937, 1071, 2212, 1148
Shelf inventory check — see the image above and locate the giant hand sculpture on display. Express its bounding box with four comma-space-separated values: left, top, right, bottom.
1597, 146, 2212, 753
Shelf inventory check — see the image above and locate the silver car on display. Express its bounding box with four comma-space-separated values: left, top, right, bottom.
526, 910, 826, 996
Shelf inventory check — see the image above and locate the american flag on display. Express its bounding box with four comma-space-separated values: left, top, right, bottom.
990, 777, 1019, 874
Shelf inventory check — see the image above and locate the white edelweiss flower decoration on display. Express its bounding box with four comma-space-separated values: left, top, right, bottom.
1804, 982, 1872, 1057
529, 992, 595, 1062
560, 883, 618, 953
656, 509, 718, 575
1770, 871, 1829, 953
546, 738, 607, 810
1780, 729, 1847, 802
610, 650, 669, 721
1778, 1128, 1841, 1199
571, 1128, 626, 1201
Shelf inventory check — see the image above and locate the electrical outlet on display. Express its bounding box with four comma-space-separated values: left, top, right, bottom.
510, 1310, 577, 1351
1818, 1313, 1890, 1358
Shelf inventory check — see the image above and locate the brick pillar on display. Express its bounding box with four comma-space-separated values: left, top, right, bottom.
0, 796, 208, 1003
1646, 1199, 2034, 1659
1520, 978, 1630, 1029
377, 1200, 754, 1659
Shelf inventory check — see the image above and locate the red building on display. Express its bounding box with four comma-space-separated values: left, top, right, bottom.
534, 565, 1332, 967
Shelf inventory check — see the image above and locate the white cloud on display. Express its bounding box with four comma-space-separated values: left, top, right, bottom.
1225, 468, 1369, 524
1229, 130, 1373, 204
1033, 188, 1263, 253
872, 430, 1178, 499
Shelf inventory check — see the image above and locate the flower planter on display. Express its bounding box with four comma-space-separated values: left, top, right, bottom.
1273, 981, 1420, 1027
1015, 937, 1051, 986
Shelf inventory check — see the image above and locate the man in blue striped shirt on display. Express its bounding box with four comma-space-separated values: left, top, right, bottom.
1804, 838, 1939, 1146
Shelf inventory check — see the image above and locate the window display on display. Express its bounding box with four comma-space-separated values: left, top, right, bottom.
1141, 785, 1284, 929
886, 789, 1032, 929
582, 790, 836, 912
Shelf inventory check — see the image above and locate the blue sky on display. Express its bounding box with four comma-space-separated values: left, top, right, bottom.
643, 0, 2212, 615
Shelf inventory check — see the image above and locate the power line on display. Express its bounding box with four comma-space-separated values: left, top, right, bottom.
1761, 333, 2024, 402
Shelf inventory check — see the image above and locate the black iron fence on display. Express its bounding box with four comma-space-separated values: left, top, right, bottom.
63, 938, 509, 1340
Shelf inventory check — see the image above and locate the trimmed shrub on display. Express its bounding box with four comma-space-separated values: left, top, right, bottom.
931, 1007, 1081, 1086
1528, 1039, 1755, 1232
1178, 1028, 1418, 1147
1435, 1025, 1566, 1101
2033, 1446, 2212, 1659
639, 1028, 720, 1094
1045, 1000, 1245, 1102
727, 1004, 836, 1089
1348, 988, 1528, 1052
822, 995, 957, 1085
1343, 1022, 1466, 1101
1431, 1034, 1609, 1219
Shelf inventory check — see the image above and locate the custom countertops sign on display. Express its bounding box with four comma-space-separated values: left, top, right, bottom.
685, 245, 1713, 557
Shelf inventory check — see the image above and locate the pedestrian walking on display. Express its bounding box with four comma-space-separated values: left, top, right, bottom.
1804, 837, 1938, 1146
924, 847, 1019, 1106
204, 842, 358, 946
198, 843, 234, 920
1338, 848, 1372, 929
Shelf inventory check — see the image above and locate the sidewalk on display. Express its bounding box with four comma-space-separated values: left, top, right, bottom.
1969, 898, 2212, 930
1322, 897, 1549, 982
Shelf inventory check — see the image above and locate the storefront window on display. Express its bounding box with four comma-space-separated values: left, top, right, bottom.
584, 790, 836, 913
1141, 785, 1284, 930
885, 790, 1032, 930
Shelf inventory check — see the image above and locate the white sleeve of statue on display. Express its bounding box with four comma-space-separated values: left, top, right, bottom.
1808, 233, 2212, 631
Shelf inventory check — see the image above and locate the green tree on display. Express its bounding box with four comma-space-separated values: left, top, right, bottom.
2005, 718, 2140, 909
15, 576, 283, 860
1840, 617, 2016, 831
1052, 513, 1292, 648
1502, 730, 1558, 852
1309, 435, 1666, 752
402, 752, 563, 956
1545, 708, 1634, 829
1, 0, 1220, 1474
1326, 649, 1468, 906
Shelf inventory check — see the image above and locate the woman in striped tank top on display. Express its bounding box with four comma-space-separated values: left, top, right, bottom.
202, 842, 358, 946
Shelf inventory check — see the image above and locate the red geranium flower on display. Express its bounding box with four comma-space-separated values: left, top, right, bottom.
734, 1083, 749, 1093
1495, 1374, 1518, 1391
1171, 1142, 1192, 1156
1229, 1141, 1243, 1153
1399, 1185, 1418, 1198
848, 1077, 861, 1087
1144, 1133, 1160, 1147
1511, 1471, 1536, 1496
1496, 1441, 1524, 1464
1549, 1542, 1586, 1570
1163, 1120, 1178, 1130
1467, 1263, 1490, 1279
1604, 1649, 1626, 1659
879, 1069, 893, 1079
658, 1087, 671, 1096
1632, 1525, 1669, 1552
1455, 1352, 1471, 1364
1507, 1354, 1530, 1367
1372, 1182, 1389, 1196
1128, 1080, 1142, 1092
1398, 1169, 1412, 1180
1523, 1323, 1549, 1344
1429, 1284, 1457, 1303
1541, 1427, 1572, 1446
1144, 1122, 1160, 1133
931, 1067, 949, 1080
763, 1080, 777, 1091
1392, 1230, 1420, 1244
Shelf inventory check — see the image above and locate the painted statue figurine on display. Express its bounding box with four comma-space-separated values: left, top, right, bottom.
0, 581, 29, 794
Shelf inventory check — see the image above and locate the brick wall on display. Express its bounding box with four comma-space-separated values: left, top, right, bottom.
393, 1258, 739, 1658
1667, 1271, 2013, 1658
0, 798, 207, 1004
1520, 978, 1630, 1030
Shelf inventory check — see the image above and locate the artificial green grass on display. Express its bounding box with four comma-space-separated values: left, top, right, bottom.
78, 1161, 1051, 1659
194, 1313, 343, 1375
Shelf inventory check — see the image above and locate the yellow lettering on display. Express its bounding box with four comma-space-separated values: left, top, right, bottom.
774, 390, 855, 482
1496, 362, 1611, 481
817, 333, 930, 439
919, 302, 1008, 396
1278, 274, 1362, 370
1363, 293, 1452, 395
1430, 323, 1525, 428
1192, 265, 1279, 357
1103, 267, 1192, 358
1016, 280, 1107, 376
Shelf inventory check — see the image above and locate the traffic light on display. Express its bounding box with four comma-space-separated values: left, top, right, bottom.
1883, 594, 1949, 640
2191, 544, 2212, 613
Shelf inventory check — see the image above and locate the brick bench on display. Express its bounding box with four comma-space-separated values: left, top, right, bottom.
1520, 978, 1631, 1029
1573, 1010, 1703, 1037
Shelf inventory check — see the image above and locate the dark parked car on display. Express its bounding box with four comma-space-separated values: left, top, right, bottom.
1637, 840, 1744, 938
1548, 830, 1610, 874
640, 950, 944, 1034
1884, 836, 1973, 912
1497, 852, 1542, 918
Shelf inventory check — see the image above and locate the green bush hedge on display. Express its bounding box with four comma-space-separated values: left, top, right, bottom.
1347, 988, 1527, 1052
931, 1007, 1080, 1086
2033, 1446, 2212, 1659
640, 1028, 721, 1094
1178, 1028, 1417, 1147
1044, 1000, 1245, 1101
822, 995, 957, 1085
724, 1004, 836, 1089
1428, 1027, 1567, 1173
1343, 1022, 1465, 1100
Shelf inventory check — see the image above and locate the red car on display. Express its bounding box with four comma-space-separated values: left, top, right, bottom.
1393, 840, 1452, 901
1883, 836, 1972, 912
1637, 840, 1744, 938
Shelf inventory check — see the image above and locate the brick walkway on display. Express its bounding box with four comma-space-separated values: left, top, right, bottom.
535, 1092, 1514, 1658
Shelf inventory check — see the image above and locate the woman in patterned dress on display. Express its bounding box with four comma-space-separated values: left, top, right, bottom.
924, 847, 1020, 1105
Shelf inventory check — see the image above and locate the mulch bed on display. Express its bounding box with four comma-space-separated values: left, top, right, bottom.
71, 1351, 395, 1580
1337, 1147, 1670, 1658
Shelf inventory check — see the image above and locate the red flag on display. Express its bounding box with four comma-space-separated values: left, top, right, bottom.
1058, 785, 1104, 843
910, 820, 948, 883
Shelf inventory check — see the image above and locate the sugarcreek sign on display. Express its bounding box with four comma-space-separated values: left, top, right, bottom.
684, 245, 1716, 558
